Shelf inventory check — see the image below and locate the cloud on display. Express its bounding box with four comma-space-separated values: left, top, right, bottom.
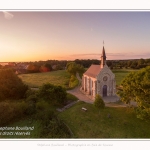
3, 11, 14, 20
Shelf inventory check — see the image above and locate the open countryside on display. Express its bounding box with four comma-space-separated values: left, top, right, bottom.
19, 69, 135, 88
1, 12, 150, 139
1, 67, 150, 138
2, 101, 150, 138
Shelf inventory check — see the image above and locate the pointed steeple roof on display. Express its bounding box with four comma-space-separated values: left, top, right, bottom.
100, 45, 106, 68
102, 46, 106, 59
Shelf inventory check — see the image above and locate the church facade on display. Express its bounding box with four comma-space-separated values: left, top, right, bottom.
81, 46, 116, 100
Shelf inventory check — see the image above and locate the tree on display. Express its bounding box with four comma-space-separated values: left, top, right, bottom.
38, 83, 67, 105
44, 63, 52, 71
118, 66, 150, 120
138, 58, 145, 66
0, 69, 28, 100
130, 60, 138, 69
66, 62, 85, 75
26, 64, 40, 73
94, 94, 105, 113
40, 63, 52, 72
66, 62, 77, 75
127, 60, 132, 68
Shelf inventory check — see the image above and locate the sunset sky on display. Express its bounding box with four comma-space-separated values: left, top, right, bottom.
0, 11, 150, 62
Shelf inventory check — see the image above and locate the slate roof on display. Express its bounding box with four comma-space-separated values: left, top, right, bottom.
84, 65, 102, 78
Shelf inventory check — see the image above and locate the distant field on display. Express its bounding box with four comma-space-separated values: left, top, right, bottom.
19, 70, 70, 88
112, 69, 137, 85
59, 101, 150, 138
19, 69, 137, 88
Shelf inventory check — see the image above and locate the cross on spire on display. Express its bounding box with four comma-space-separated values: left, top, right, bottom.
103, 40, 104, 46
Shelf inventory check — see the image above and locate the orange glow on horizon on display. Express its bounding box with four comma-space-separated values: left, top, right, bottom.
0, 12, 150, 62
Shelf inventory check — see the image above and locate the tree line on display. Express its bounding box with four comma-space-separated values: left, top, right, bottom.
0, 60, 68, 74
75, 58, 150, 69
1, 58, 150, 74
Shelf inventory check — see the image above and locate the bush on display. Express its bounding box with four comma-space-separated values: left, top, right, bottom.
36, 104, 55, 124
40, 117, 72, 138
69, 75, 79, 88
94, 94, 105, 109
0, 101, 28, 126
25, 89, 38, 98
36, 100, 50, 111
23, 90, 39, 116
38, 83, 67, 106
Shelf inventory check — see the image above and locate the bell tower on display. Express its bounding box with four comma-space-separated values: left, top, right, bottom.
100, 41, 106, 68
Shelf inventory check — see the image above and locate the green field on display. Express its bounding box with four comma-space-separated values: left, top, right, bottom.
19, 69, 136, 89
0, 119, 42, 138
19, 70, 70, 88
112, 69, 137, 85
2, 101, 150, 138
1, 69, 146, 139
59, 101, 150, 138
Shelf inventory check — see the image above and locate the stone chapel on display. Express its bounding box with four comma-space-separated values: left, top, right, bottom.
81, 45, 116, 100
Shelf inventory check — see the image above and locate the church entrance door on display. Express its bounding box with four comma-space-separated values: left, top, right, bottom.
103, 85, 107, 97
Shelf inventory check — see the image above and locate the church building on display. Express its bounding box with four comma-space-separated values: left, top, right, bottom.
81, 45, 116, 100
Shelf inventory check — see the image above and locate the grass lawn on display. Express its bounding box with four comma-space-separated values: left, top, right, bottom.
19, 70, 70, 88
59, 101, 150, 138
112, 69, 138, 85
0, 119, 42, 138
2, 101, 150, 138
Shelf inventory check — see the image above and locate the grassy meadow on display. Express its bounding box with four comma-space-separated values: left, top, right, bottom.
59, 101, 150, 138
112, 69, 137, 85
19, 69, 137, 89
19, 70, 70, 88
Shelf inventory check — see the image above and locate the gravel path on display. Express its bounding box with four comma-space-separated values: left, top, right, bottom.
68, 86, 93, 104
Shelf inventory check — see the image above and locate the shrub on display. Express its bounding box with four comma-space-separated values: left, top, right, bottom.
69, 75, 79, 88
38, 83, 67, 106
24, 94, 39, 116
25, 89, 38, 98
40, 117, 72, 138
0, 101, 28, 126
36, 100, 49, 111
94, 94, 105, 109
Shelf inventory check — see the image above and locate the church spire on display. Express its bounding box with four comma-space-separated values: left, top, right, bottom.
100, 41, 106, 68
